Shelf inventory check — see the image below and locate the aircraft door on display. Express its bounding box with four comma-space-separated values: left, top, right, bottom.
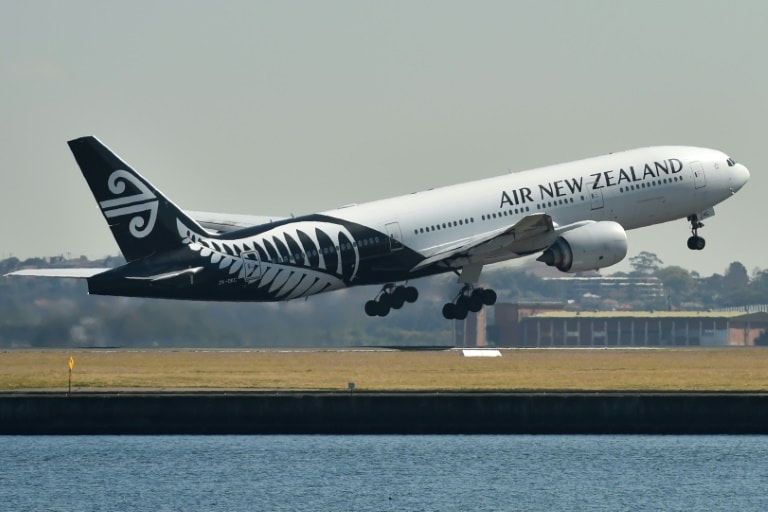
691, 161, 707, 189
241, 251, 262, 283
586, 179, 604, 210
385, 222, 404, 251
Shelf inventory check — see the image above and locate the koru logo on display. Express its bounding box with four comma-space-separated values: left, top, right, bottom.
99, 170, 159, 238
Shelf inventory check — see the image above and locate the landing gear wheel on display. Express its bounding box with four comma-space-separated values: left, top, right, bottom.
376, 302, 391, 317
364, 300, 379, 317
468, 293, 483, 313
442, 285, 498, 320
390, 287, 406, 309
687, 236, 705, 251
481, 288, 497, 306
364, 284, 419, 317
365, 298, 391, 317
445, 298, 468, 320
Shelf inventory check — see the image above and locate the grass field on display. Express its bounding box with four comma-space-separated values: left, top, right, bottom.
2, 348, 767, 392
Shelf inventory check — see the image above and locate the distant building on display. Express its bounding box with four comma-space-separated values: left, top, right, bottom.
492, 307, 768, 347
492, 302, 565, 346
728, 312, 768, 346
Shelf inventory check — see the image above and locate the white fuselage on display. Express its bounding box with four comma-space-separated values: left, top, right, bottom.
328, 146, 748, 263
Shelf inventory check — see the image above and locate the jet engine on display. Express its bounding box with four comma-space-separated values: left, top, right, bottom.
537, 221, 628, 273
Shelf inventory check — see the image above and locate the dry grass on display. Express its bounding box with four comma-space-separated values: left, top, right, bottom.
2, 348, 768, 392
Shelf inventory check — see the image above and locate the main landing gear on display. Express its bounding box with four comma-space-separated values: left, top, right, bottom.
686, 214, 706, 251
442, 285, 497, 320
364, 284, 419, 317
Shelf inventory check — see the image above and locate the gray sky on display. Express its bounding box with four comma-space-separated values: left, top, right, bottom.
0, 0, 763, 277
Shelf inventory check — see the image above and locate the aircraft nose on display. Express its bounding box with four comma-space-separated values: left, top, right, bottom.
731, 163, 750, 193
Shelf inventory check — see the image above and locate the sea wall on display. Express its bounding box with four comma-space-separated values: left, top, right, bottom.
2, 391, 767, 434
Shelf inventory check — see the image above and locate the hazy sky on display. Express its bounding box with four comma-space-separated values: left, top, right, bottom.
1, 0, 764, 277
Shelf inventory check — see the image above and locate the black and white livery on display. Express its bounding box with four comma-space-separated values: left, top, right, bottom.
8, 137, 750, 320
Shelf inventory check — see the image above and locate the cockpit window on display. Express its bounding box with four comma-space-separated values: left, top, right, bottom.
727, 158, 736, 167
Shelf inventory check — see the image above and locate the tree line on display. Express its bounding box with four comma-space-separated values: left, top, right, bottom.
1, 253, 766, 348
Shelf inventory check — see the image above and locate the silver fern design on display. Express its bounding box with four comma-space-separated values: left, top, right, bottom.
177, 219, 361, 300
99, 170, 159, 238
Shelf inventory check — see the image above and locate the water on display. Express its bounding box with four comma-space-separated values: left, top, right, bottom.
1, 436, 766, 511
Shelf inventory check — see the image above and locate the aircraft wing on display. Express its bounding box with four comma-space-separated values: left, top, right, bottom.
188, 211, 287, 233
4, 268, 112, 278
412, 213, 592, 271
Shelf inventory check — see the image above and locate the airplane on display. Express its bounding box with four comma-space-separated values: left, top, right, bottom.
6, 136, 750, 320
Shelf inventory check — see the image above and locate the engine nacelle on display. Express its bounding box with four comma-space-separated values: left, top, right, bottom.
537, 221, 628, 273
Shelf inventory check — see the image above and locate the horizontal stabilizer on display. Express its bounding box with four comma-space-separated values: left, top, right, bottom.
4, 268, 112, 279
188, 211, 287, 233
124, 267, 204, 282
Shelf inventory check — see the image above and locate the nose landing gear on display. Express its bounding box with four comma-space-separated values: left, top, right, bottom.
686, 214, 706, 251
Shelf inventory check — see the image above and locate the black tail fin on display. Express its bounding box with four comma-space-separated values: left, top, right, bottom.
68, 136, 208, 262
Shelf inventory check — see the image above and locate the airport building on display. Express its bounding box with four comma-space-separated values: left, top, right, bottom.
459, 303, 768, 348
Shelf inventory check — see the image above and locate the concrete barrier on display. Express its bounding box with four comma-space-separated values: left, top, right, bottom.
1, 391, 767, 434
